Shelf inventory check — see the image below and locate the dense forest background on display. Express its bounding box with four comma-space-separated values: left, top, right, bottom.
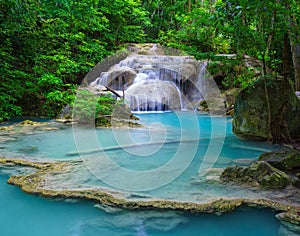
0, 0, 299, 122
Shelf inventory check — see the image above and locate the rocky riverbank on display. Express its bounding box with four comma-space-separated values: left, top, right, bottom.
0, 119, 62, 143
1, 118, 300, 231
232, 78, 300, 142
221, 148, 300, 189
0, 156, 299, 228
57, 100, 142, 128
220, 147, 300, 231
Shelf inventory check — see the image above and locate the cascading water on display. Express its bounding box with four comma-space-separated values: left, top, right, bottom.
89, 54, 210, 112
125, 70, 184, 112
195, 60, 209, 98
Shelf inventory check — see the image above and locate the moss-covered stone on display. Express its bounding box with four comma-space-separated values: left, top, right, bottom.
259, 148, 300, 171
233, 79, 300, 142
58, 102, 142, 128
292, 172, 300, 189
292, 178, 300, 188
221, 161, 291, 189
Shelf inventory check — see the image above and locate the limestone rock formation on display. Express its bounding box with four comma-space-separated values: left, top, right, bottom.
1, 156, 300, 226
259, 148, 300, 171
87, 43, 224, 112
220, 161, 291, 189
258, 148, 300, 189
232, 79, 300, 142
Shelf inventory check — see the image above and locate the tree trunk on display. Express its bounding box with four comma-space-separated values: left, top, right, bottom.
188, 0, 191, 12
282, 33, 290, 80
291, 42, 300, 91
285, 1, 300, 90
262, 53, 273, 142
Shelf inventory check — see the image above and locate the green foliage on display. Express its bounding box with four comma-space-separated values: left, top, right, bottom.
0, 0, 299, 122
73, 89, 116, 125
0, 95, 22, 122
154, 1, 232, 55
223, 66, 256, 89
0, 0, 150, 121
207, 58, 256, 89
72, 89, 98, 123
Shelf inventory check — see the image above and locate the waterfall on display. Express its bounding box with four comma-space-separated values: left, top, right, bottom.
125, 70, 183, 112
170, 82, 184, 110
195, 60, 209, 99
89, 54, 208, 112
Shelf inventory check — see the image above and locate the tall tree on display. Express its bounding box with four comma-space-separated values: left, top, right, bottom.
286, 1, 300, 91
0, 0, 150, 120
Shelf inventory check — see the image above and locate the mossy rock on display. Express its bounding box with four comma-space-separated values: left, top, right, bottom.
260, 172, 290, 189
197, 100, 209, 111
233, 78, 300, 142
292, 178, 300, 188
259, 148, 300, 171
221, 161, 291, 189
291, 172, 300, 189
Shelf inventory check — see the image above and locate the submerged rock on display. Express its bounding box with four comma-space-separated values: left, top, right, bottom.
94, 204, 124, 214
276, 212, 300, 234
220, 161, 291, 189
278, 225, 300, 236
19, 120, 42, 126
0, 120, 60, 143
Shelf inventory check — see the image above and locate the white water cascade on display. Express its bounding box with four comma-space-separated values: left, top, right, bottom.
125, 71, 184, 112
90, 53, 209, 112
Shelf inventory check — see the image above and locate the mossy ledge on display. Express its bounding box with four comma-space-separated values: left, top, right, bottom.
1, 157, 300, 225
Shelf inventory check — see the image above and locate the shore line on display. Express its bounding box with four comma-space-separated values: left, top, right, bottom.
0, 157, 299, 227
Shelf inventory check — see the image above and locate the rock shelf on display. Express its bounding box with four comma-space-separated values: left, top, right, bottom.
0, 157, 299, 226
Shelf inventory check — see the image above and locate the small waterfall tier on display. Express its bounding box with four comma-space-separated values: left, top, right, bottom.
125, 73, 183, 112
90, 54, 209, 112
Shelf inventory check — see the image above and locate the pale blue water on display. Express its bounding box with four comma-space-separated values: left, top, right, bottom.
2, 112, 277, 163
0, 112, 298, 235
0, 173, 283, 236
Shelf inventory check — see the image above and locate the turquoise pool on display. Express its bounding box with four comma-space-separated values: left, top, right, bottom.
0, 112, 298, 235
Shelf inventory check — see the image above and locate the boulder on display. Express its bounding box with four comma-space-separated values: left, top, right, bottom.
220, 161, 291, 189
259, 148, 300, 171
233, 79, 300, 142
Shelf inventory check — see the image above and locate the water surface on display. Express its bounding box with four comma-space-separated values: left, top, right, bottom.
0, 173, 285, 236
0, 112, 298, 235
